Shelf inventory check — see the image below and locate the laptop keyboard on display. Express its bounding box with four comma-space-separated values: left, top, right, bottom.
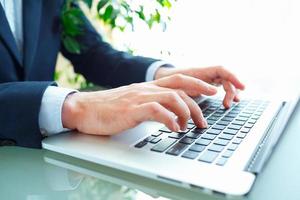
134, 98, 269, 166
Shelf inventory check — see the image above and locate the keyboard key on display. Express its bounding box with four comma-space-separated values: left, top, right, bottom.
232, 138, 242, 144
150, 137, 161, 144
254, 112, 263, 116
219, 134, 234, 140
195, 138, 211, 146
222, 150, 234, 158
204, 112, 212, 118
216, 108, 227, 113
240, 127, 251, 133
236, 132, 247, 139
192, 127, 208, 134
187, 124, 195, 129
243, 111, 254, 115
160, 127, 172, 133
212, 113, 223, 117
208, 144, 225, 152
232, 120, 245, 126
228, 124, 242, 130
216, 157, 228, 166
206, 129, 222, 135
168, 132, 185, 139
198, 150, 219, 163
239, 113, 251, 118
228, 143, 239, 151
208, 106, 219, 111
208, 116, 221, 121
207, 119, 216, 125
151, 138, 177, 152
166, 142, 188, 156
223, 129, 238, 135
248, 119, 257, 124
213, 138, 229, 146
229, 110, 239, 115
244, 123, 254, 128
182, 150, 199, 159
251, 116, 260, 120
185, 132, 202, 139
199, 101, 210, 110
144, 136, 155, 142
201, 133, 217, 140
216, 120, 230, 126
134, 140, 148, 148
225, 113, 237, 118
212, 124, 226, 130
152, 131, 163, 137
235, 117, 248, 121
177, 129, 190, 134
179, 136, 195, 144
221, 117, 234, 122
189, 144, 206, 152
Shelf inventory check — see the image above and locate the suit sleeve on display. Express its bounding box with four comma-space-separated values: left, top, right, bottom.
0, 81, 55, 148
60, 11, 158, 88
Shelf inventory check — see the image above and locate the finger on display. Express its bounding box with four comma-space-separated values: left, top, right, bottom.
154, 74, 218, 97
222, 80, 236, 108
135, 102, 180, 132
216, 67, 245, 90
141, 91, 191, 130
176, 90, 208, 128
233, 90, 240, 102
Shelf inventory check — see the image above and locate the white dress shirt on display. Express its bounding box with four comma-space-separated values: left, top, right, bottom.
1, 0, 171, 136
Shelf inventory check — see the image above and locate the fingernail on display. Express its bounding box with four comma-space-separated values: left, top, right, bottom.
182, 123, 187, 131
202, 120, 208, 128
174, 123, 180, 132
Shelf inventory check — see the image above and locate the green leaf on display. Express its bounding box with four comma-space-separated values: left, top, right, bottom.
118, 26, 126, 32
136, 6, 146, 21
120, 1, 130, 11
81, 0, 93, 9
125, 16, 133, 24
102, 4, 113, 21
153, 9, 161, 23
157, 0, 172, 9
63, 36, 81, 54
62, 8, 84, 36
97, 0, 110, 12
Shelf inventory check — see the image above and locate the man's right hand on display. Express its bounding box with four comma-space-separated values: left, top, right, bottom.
62, 74, 218, 136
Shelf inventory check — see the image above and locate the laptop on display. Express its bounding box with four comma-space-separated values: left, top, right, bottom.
42, 93, 299, 197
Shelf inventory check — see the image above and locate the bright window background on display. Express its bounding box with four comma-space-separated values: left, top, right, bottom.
114, 0, 300, 97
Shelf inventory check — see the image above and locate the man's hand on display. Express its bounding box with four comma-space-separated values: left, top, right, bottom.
155, 66, 245, 108
62, 74, 218, 136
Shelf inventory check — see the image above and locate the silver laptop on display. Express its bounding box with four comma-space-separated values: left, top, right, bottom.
42, 94, 299, 197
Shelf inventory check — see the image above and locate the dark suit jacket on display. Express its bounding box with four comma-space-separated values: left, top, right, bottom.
0, 0, 157, 148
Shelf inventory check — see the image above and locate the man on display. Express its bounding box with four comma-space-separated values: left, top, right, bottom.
0, 0, 244, 148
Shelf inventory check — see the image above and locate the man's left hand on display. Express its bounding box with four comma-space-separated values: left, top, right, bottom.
155, 66, 245, 108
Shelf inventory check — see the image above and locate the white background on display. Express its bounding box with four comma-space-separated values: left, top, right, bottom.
115, 0, 300, 97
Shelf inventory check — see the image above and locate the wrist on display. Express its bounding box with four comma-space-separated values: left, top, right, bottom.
62, 92, 81, 130
154, 66, 176, 80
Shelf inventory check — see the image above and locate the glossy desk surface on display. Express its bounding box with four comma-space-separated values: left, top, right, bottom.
1, 100, 300, 200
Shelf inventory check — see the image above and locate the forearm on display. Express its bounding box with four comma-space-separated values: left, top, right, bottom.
0, 81, 54, 148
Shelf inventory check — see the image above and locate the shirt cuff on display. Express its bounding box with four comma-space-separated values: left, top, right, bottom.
39, 86, 78, 136
145, 61, 174, 82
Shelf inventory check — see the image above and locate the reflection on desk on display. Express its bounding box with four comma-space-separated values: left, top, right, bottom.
0, 100, 300, 200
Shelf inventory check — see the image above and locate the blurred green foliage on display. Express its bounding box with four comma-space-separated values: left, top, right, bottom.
58, 0, 175, 89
